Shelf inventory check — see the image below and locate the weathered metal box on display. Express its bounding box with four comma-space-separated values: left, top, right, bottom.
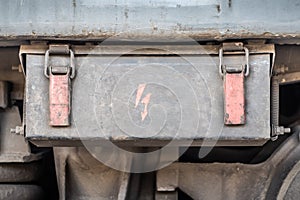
22, 44, 273, 146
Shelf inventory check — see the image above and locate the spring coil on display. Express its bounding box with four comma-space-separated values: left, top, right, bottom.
271, 77, 279, 136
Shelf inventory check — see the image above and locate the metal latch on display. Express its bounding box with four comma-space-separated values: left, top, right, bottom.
219, 43, 249, 125
44, 45, 75, 126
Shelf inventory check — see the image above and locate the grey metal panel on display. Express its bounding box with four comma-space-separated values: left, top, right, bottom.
0, 0, 299, 40
25, 48, 271, 146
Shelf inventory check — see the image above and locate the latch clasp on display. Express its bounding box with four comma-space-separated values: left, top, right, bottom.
44, 45, 75, 126
219, 43, 249, 125
219, 44, 249, 77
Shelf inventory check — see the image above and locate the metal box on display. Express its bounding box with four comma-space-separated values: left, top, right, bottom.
22, 44, 273, 146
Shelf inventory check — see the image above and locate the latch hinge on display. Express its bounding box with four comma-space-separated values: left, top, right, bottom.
219, 42, 250, 77
44, 45, 75, 126
219, 42, 249, 125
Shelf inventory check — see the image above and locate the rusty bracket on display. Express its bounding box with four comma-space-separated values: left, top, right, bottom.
219, 43, 249, 125
44, 45, 75, 126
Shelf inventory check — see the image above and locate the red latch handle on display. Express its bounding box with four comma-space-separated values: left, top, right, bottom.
44, 45, 75, 127
219, 44, 249, 125
224, 73, 245, 125
49, 73, 71, 126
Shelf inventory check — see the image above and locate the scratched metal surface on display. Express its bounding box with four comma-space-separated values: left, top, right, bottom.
25, 52, 270, 146
0, 0, 299, 40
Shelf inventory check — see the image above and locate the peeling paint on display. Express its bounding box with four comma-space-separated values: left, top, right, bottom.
141, 93, 152, 121
135, 84, 146, 108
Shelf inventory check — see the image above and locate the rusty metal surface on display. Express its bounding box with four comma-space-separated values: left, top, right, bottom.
0, 162, 42, 182
275, 45, 300, 74
224, 73, 245, 125
0, 47, 24, 100
0, 106, 41, 162
273, 45, 300, 85
20, 44, 276, 56
53, 147, 129, 200
0, 0, 299, 40
19, 43, 275, 76
156, 130, 300, 199
0, 81, 8, 108
0, 184, 44, 200
24, 44, 271, 146
278, 72, 300, 85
